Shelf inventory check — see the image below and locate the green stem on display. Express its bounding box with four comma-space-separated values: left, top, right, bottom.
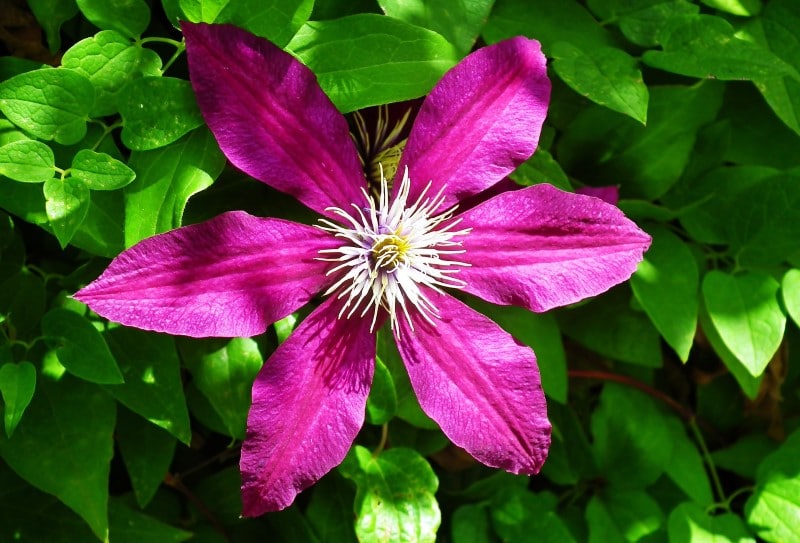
89, 119, 123, 152
161, 39, 186, 74
138, 36, 184, 47
373, 423, 389, 457
689, 417, 726, 503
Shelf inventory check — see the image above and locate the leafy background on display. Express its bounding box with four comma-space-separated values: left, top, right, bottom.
1, 0, 799, 541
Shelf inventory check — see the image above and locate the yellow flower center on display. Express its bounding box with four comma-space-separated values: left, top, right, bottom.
371, 234, 410, 272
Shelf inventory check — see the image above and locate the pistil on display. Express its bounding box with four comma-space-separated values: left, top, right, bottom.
317, 168, 471, 332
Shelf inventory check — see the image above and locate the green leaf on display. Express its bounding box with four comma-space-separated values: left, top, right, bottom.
701, 0, 761, 16
452, 504, 492, 543
27, 0, 79, 53
306, 473, 359, 543
591, 383, 673, 488
0, 140, 55, 183
541, 404, 597, 485
557, 83, 724, 200
668, 502, 755, 543
0, 178, 47, 231
61, 30, 162, 116
469, 299, 567, 403
0, 362, 36, 438
484, 0, 612, 53
118, 77, 204, 151
0, 68, 94, 145
552, 42, 648, 124
712, 433, 777, 480
702, 271, 785, 377
722, 84, 800, 170
586, 490, 663, 543
378, 0, 495, 55
377, 329, 438, 429
340, 446, 440, 543
367, 357, 397, 425
558, 287, 663, 367
125, 127, 225, 246
388, 419, 449, 456
177, 0, 309, 49
663, 419, 714, 506
44, 175, 91, 248
750, 0, 800, 135
179, 337, 263, 439
216, 0, 314, 48
41, 308, 124, 384
745, 428, 800, 543
190, 466, 243, 523
76, 189, 126, 258
754, 76, 800, 138
76, 0, 151, 38
108, 498, 192, 543
287, 14, 460, 113
610, 0, 700, 48
677, 165, 779, 245
274, 313, 298, 344
631, 225, 698, 362
727, 174, 800, 267
643, 15, 792, 80
783, 269, 800, 328
0, 375, 115, 541
0, 271, 45, 336
178, 0, 228, 23
71, 149, 136, 190
698, 300, 762, 399
510, 149, 572, 192
0, 461, 98, 543
491, 489, 576, 543
185, 382, 228, 436
116, 407, 177, 508
104, 327, 192, 444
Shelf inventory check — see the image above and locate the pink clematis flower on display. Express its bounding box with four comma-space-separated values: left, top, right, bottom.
76, 23, 651, 515
576, 185, 620, 205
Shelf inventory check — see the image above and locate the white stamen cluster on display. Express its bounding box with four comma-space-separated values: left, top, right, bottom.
318, 167, 471, 332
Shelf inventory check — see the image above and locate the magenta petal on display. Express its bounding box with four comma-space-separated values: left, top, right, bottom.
75, 212, 338, 337
241, 297, 375, 514
183, 22, 367, 217
576, 185, 619, 205
395, 290, 550, 474
397, 37, 550, 208
457, 184, 651, 312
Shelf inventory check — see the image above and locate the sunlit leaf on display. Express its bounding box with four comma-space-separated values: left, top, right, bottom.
0, 68, 94, 145
745, 428, 800, 543
631, 225, 698, 362
340, 446, 441, 543
287, 14, 460, 113
702, 270, 785, 377
0, 140, 55, 183
71, 149, 136, 190
0, 362, 36, 438
41, 308, 124, 384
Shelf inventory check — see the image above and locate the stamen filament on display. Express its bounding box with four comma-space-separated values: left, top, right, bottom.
316, 167, 471, 331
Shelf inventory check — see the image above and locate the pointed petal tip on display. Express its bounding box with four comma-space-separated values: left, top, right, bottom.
74, 212, 337, 338
459, 183, 651, 313
239, 297, 375, 517
396, 291, 552, 476
183, 21, 367, 218
398, 32, 551, 208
